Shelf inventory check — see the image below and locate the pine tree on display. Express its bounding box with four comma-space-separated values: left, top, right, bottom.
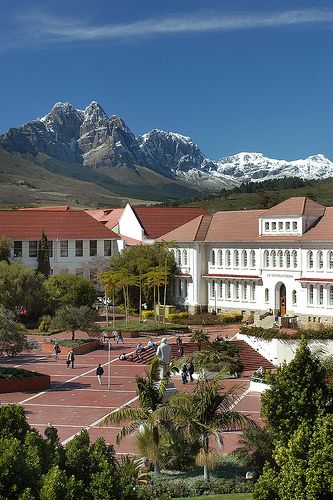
37, 231, 51, 278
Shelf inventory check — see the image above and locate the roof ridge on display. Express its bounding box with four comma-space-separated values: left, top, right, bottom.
195, 214, 212, 241
301, 197, 307, 215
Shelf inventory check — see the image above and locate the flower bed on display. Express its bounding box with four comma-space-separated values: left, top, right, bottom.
0, 367, 50, 393
41, 339, 100, 355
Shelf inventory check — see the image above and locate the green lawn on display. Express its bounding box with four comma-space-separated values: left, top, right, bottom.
174, 494, 252, 500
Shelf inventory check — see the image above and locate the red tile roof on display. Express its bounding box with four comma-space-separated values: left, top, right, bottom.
0, 210, 119, 240
132, 207, 209, 239
19, 205, 70, 211
262, 197, 325, 217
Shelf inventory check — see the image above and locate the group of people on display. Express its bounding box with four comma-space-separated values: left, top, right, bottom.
176, 336, 184, 357
102, 330, 124, 344
215, 334, 229, 343
181, 361, 195, 384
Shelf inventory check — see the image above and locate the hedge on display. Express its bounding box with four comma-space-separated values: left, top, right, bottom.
0, 367, 40, 379
56, 339, 96, 347
219, 313, 243, 324
144, 478, 253, 499
240, 325, 333, 340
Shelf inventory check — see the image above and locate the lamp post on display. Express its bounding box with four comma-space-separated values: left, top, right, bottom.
105, 291, 109, 327
107, 336, 111, 390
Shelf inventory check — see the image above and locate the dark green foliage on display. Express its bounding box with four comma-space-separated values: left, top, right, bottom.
51, 305, 98, 340
0, 306, 29, 356
0, 405, 30, 442
45, 274, 97, 310
261, 337, 330, 443
147, 477, 254, 498
0, 367, 40, 379
37, 231, 51, 278
240, 324, 333, 340
0, 262, 49, 319
233, 427, 274, 473
0, 235, 11, 263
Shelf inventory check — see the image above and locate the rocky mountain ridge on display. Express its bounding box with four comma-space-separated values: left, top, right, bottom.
1, 101, 332, 193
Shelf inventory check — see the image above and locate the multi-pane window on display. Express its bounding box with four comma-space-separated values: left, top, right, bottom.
13, 241, 22, 258
308, 251, 314, 269
218, 250, 223, 267
271, 250, 276, 268
235, 283, 240, 300
211, 280, 216, 298
75, 240, 83, 257
226, 282, 231, 299
226, 250, 231, 267
89, 240, 97, 257
265, 222, 269, 231
308, 285, 314, 305
60, 240, 68, 257
329, 251, 333, 269
285, 250, 291, 268
242, 250, 248, 267
278, 250, 283, 268
29, 241, 37, 258
183, 250, 188, 266
250, 250, 256, 268
211, 250, 216, 266
175, 249, 181, 265
104, 240, 112, 257
293, 222, 298, 231
48, 241, 53, 257
265, 288, 269, 303
330, 286, 333, 306
319, 286, 324, 306
250, 283, 256, 301
234, 250, 239, 267
286, 222, 291, 230
242, 282, 247, 301
278, 222, 283, 230
264, 250, 269, 268
318, 251, 324, 269
219, 281, 223, 298
292, 250, 298, 268
292, 290, 297, 304
272, 222, 277, 231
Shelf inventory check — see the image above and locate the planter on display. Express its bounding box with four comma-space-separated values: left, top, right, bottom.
41, 339, 100, 355
0, 373, 50, 393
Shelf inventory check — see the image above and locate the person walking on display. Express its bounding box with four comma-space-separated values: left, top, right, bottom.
96, 364, 104, 385
53, 343, 61, 361
116, 331, 124, 345
186, 361, 195, 382
178, 344, 184, 357
67, 349, 75, 368
136, 342, 143, 360
181, 364, 188, 384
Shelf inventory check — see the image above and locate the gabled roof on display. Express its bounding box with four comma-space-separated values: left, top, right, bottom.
261, 197, 325, 217
206, 210, 265, 242
301, 207, 333, 241
0, 210, 119, 240
19, 205, 70, 211
158, 215, 210, 242
132, 207, 209, 239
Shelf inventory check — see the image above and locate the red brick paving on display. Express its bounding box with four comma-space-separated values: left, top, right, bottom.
0, 328, 263, 455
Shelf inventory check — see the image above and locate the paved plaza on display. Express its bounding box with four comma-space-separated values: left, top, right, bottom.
0, 332, 263, 456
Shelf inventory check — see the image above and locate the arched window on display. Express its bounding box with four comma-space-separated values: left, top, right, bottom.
226, 282, 231, 299
219, 281, 223, 298
329, 251, 333, 270
242, 282, 248, 301
234, 282, 240, 300
292, 290, 297, 305
318, 285, 324, 305
250, 250, 256, 268
292, 250, 298, 269
285, 250, 291, 268
175, 249, 181, 266
318, 251, 324, 269
265, 288, 269, 303
242, 250, 248, 268
330, 286, 333, 306
211, 250, 216, 266
218, 250, 223, 267
183, 249, 188, 266
234, 250, 239, 267
308, 251, 314, 269
264, 250, 270, 268
271, 250, 276, 268
250, 283, 256, 301
211, 280, 216, 298
308, 285, 314, 305
226, 250, 231, 267
278, 250, 283, 268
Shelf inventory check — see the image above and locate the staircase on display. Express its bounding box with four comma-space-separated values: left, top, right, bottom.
231, 340, 275, 371
132, 342, 208, 364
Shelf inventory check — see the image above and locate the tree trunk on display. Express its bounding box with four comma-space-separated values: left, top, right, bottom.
163, 255, 167, 324
153, 425, 160, 475
139, 276, 142, 323
153, 286, 157, 324
203, 464, 210, 481
72, 329, 75, 341
203, 437, 210, 481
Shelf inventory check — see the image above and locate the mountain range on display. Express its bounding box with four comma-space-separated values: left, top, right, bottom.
0, 101, 332, 206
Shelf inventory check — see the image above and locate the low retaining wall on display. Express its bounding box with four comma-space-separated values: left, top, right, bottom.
0, 373, 50, 393
42, 339, 100, 355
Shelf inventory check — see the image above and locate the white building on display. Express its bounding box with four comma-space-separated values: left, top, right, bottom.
0, 207, 119, 279
159, 197, 333, 327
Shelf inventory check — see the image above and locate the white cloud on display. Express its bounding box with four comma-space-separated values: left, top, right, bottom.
3, 8, 333, 49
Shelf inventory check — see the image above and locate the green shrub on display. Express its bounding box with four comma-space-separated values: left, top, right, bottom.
38, 315, 53, 332
142, 310, 154, 319
0, 367, 40, 379
57, 339, 96, 347
241, 325, 333, 340
168, 312, 189, 321
147, 477, 253, 498
219, 313, 243, 324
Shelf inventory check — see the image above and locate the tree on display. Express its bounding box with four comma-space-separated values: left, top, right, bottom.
0, 262, 48, 318
99, 269, 121, 327
0, 306, 29, 356
145, 266, 167, 324
261, 337, 330, 444
45, 275, 97, 311
233, 427, 274, 474
52, 305, 98, 340
160, 372, 255, 480
37, 231, 51, 277
40, 466, 80, 500
101, 357, 173, 474
190, 330, 209, 351
0, 235, 11, 263
0, 405, 30, 441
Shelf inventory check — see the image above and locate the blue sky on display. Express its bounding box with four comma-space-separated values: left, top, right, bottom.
0, 0, 332, 160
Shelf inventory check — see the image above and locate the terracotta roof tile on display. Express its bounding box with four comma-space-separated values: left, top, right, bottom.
132, 207, 208, 239
19, 205, 70, 211
301, 207, 333, 241
158, 215, 207, 242
262, 197, 325, 217
0, 210, 119, 240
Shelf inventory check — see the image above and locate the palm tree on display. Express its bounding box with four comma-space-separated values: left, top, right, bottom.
145, 266, 168, 324
99, 269, 122, 328
233, 427, 274, 474
101, 357, 173, 474
159, 372, 256, 480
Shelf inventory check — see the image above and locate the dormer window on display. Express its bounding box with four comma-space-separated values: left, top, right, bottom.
272, 222, 277, 231
286, 222, 291, 231
278, 222, 283, 231
293, 222, 297, 231
265, 222, 269, 231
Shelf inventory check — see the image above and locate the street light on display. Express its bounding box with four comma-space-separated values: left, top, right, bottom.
107, 335, 111, 390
